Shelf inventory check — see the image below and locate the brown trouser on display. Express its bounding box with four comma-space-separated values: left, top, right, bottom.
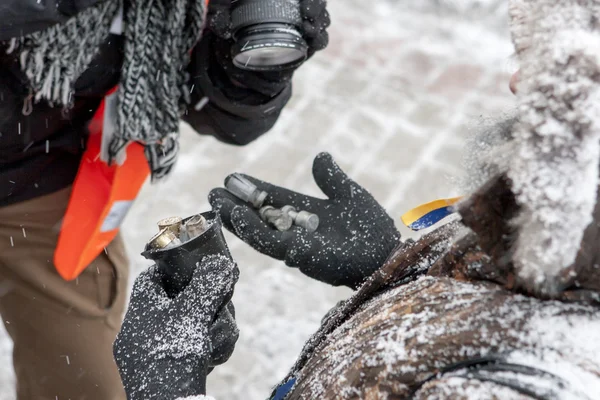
0, 187, 128, 400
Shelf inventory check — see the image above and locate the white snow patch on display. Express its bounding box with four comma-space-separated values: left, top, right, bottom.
507, 307, 600, 399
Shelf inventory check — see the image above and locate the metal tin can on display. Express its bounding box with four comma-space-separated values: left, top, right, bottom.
142, 211, 231, 297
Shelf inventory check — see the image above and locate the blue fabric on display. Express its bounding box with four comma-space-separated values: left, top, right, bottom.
409, 207, 455, 231
272, 377, 297, 400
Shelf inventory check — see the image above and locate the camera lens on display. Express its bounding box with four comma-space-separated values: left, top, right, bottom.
231, 0, 308, 71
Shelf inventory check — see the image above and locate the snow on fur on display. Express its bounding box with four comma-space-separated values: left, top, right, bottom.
290, 277, 600, 399
507, 0, 600, 296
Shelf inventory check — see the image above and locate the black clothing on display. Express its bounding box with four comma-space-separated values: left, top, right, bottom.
0, 0, 291, 207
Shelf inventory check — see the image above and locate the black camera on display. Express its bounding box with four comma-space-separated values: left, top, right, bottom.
231, 0, 308, 72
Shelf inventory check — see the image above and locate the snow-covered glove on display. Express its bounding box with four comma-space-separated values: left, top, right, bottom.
209, 152, 402, 289
204, 0, 330, 98
113, 256, 239, 400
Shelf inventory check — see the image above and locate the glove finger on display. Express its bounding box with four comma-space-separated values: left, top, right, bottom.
208, 303, 239, 367
319, 9, 331, 30
209, 188, 246, 232
113, 266, 167, 366
307, 31, 329, 58
312, 152, 356, 200
302, 8, 330, 38
301, 0, 327, 21
233, 173, 323, 210
230, 206, 294, 260
184, 255, 239, 318
129, 265, 167, 305
302, 20, 320, 39
226, 300, 236, 318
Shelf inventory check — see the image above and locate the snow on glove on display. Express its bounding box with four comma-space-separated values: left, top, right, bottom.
209, 152, 402, 289
204, 0, 330, 98
113, 256, 239, 399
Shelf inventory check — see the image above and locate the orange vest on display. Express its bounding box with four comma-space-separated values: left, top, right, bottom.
54, 87, 150, 280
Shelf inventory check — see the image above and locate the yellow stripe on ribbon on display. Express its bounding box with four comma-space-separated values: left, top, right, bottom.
402, 197, 463, 231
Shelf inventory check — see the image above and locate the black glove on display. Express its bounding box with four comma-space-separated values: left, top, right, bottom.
204, 0, 330, 98
113, 256, 239, 399
209, 153, 402, 289
207, 300, 238, 369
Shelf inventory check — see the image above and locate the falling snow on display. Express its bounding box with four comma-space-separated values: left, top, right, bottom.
0, 0, 530, 399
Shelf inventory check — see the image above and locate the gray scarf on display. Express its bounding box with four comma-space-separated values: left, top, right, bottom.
8, 0, 207, 180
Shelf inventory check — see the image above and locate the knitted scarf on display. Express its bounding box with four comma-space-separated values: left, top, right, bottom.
8, 0, 207, 181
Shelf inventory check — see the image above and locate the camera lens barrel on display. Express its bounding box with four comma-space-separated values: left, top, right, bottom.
232, 0, 302, 31
231, 0, 308, 71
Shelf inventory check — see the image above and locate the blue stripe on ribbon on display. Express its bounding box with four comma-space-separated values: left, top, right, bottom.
272, 377, 297, 400
408, 206, 455, 231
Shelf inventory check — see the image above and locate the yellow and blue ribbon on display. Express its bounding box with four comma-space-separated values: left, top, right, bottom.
402, 197, 463, 231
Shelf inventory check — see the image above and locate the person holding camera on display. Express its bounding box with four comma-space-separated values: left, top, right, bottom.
0, 0, 329, 398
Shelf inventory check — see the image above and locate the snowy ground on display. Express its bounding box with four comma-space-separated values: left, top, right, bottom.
0, 1, 516, 398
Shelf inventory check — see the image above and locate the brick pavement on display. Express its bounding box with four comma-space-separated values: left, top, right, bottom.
0, 1, 518, 398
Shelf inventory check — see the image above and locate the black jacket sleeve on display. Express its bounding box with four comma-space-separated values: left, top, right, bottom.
0, 0, 103, 40
183, 34, 291, 146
